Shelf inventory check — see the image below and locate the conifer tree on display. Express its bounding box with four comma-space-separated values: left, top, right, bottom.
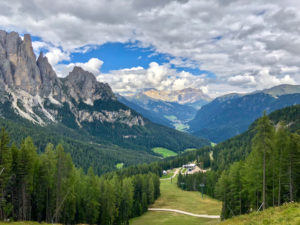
251, 112, 274, 210
286, 133, 300, 202
0, 128, 12, 220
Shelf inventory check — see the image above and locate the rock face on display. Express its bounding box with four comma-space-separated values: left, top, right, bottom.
0, 30, 144, 128
37, 52, 62, 98
0, 31, 42, 95
64, 66, 115, 105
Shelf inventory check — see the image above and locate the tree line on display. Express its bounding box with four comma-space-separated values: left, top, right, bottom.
215, 113, 300, 219
0, 129, 160, 224
176, 111, 300, 220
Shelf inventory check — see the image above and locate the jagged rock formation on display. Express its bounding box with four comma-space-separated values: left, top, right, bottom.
64, 66, 115, 105
0, 30, 144, 128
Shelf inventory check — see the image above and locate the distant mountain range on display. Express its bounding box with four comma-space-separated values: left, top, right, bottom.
119, 88, 211, 131
189, 84, 300, 142
0, 30, 209, 173
142, 88, 212, 108
120, 84, 300, 137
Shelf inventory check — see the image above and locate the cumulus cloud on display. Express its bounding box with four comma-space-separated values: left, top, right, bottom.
45, 48, 70, 66
1, 0, 300, 96
55, 58, 103, 77
228, 75, 256, 86
97, 62, 206, 93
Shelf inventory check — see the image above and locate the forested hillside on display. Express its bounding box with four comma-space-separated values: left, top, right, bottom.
212, 104, 300, 172
215, 112, 300, 219
175, 105, 300, 220
0, 129, 160, 224
0, 116, 158, 175
0, 106, 209, 175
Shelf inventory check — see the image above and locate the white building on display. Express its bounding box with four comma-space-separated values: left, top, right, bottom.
182, 163, 196, 169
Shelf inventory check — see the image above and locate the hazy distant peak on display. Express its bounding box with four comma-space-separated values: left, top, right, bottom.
140, 88, 211, 104
260, 84, 300, 97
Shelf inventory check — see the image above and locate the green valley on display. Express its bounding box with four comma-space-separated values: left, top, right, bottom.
152, 147, 178, 158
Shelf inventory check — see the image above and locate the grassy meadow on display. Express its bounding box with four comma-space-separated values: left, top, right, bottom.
130, 176, 221, 225
152, 147, 178, 158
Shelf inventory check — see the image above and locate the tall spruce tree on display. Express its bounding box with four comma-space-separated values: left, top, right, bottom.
251, 112, 274, 210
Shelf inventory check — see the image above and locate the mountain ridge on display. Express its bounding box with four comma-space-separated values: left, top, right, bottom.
189, 84, 300, 142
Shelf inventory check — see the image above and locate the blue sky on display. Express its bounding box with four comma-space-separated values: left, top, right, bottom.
32, 34, 215, 77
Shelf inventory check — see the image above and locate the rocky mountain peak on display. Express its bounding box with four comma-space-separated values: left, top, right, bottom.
0, 30, 42, 95
0, 30, 143, 129
37, 51, 57, 80
23, 34, 36, 60
65, 66, 115, 104
68, 66, 97, 83
37, 51, 62, 98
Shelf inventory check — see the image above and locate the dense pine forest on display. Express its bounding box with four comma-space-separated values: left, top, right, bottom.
0, 129, 160, 224
176, 105, 300, 220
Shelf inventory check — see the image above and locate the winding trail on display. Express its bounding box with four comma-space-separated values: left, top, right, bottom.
148, 208, 220, 219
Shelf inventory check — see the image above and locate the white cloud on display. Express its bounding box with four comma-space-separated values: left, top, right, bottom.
1, 0, 300, 96
55, 58, 103, 77
97, 62, 206, 93
45, 48, 70, 66
228, 75, 256, 86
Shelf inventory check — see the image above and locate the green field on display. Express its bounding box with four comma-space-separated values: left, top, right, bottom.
152, 147, 178, 158
220, 202, 300, 225
115, 163, 124, 169
184, 148, 197, 152
174, 123, 189, 131
164, 115, 177, 121
211, 142, 217, 147
130, 176, 221, 225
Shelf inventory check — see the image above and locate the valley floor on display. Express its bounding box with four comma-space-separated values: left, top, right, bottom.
130, 172, 222, 225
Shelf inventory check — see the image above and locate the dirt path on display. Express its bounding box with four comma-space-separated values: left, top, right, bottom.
160, 168, 180, 180
148, 208, 220, 219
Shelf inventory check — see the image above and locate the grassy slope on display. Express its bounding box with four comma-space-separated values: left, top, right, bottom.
152, 147, 178, 158
116, 163, 124, 169
130, 176, 221, 225
184, 148, 197, 152
220, 203, 300, 225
